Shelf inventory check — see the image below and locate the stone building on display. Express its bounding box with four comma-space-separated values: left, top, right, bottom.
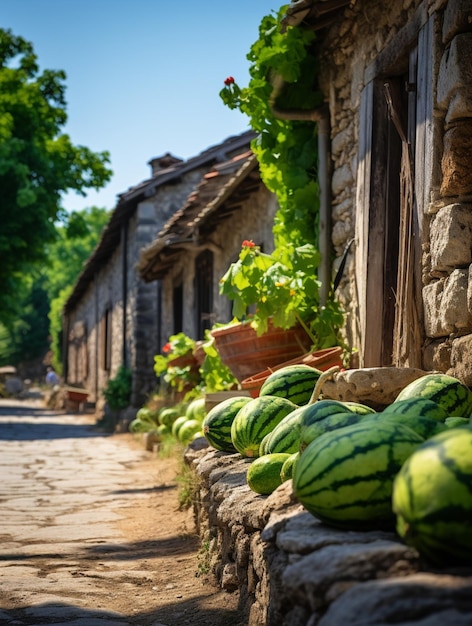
137, 149, 278, 345
281, 0, 472, 380
62, 131, 259, 412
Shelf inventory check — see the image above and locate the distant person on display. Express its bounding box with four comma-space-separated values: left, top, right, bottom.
45, 367, 60, 387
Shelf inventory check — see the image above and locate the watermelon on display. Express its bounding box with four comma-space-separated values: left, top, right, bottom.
247, 453, 291, 494
259, 364, 322, 405
158, 407, 181, 427
364, 413, 447, 440
299, 411, 370, 452
343, 401, 377, 415
263, 406, 308, 455
171, 415, 188, 439
444, 416, 470, 428
394, 373, 472, 418
178, 418, 202, 444
231, 396, 297, 458
393, 428, 472, 565
186, 397, 207, 421
293, 420, 424, 528
202, 396, 252, 452
263, 400, 355, 456
381, 398, 448, 422
280, 452, 300, 482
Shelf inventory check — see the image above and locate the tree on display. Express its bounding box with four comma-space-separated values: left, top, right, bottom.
0, 206, 110, 370
47, 206, 110, 371
0, 28, 112, 326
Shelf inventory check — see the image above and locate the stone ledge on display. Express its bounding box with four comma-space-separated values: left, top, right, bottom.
187, 446, 472, 626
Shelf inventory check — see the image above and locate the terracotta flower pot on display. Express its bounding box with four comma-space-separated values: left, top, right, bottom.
210, 320, 312, 383
240, 346, 344, 398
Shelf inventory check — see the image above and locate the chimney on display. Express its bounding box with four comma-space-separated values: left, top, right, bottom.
148, 152, 183, 177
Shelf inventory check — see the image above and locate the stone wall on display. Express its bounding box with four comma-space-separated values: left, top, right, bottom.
319, 0, 472, 376
423, 1, 472, 383
187, 445, 472, 626
159, 185, 278, 342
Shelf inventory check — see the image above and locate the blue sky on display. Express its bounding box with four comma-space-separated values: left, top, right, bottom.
2, 0, 280, 212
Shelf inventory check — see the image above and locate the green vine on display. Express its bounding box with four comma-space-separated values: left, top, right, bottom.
219, 6, 344, 348
220, 6, 323, 250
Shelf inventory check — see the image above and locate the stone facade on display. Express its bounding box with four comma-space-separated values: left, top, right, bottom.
64, 167, 207, 412
64, 132, 258, 414
314, 0, 472, 376
159, 184, 278, 342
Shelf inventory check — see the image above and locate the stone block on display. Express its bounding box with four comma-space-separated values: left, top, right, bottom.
321, 367, 428, 409
422, 338, 452, 372
441, 121, 472, 197
443, 0, 472, 45
450, 334, 472, 385
430, 204, 472, 271
331, 164, 353, 197
423, 270, 472, 337
318, 574, 472, 626
437, 34, 472, 115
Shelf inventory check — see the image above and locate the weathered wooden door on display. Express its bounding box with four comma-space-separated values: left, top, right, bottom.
355, 18, 434, 367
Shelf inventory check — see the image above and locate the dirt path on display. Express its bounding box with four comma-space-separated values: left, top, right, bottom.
0, 398, 243, 626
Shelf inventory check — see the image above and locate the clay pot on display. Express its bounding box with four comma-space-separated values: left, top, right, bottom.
240, 346, 344, 398
210, 320, 312, 383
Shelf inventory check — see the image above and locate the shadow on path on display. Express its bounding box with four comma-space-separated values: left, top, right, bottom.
4, 598, 245, 626
0, 399, 106, 440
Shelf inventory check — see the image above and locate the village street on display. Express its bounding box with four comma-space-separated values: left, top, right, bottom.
0, 398, 242, 626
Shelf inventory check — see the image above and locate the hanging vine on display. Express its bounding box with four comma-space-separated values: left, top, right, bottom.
219, 6, 344, 348
220, 5, 323, 250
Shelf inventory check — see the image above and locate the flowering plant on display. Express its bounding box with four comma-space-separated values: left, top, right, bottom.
154, 333, 200, 392
219, 240, 343, 349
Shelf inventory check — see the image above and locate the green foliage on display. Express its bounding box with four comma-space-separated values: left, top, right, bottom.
153, 332, 197, 375
0, 206, 109, 371
103, 365, 132, 411
154, 332, 201, 393
0, 28, 112, 326
199, 331, 238, 392
219, 8, 344, 347
219, 7, 322, 250
46, 206, 110, 370
219, 241, 343, 348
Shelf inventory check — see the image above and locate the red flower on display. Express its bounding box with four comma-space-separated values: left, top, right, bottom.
242, 239, 255, 248
162, 342, 171, 353
224, 76, 235, 86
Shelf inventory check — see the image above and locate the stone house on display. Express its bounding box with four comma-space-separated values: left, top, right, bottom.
62, 131, 259, 412
137, 148, 278, 344
280, 0, 472, 380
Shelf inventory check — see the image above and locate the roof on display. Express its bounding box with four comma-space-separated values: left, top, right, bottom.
63, 130, 256, 314
282, 0, 353, 31
138, 149, 262, 282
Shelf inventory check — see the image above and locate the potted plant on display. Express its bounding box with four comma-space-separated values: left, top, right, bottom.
219, 239, 342, 342
154, 332, 201, 394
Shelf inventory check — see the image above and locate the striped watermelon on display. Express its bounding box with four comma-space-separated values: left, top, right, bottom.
393, 428, 472, 565
293, 420, 424, 528
231, 396, 297, 458
280, 452, 300, 482
259, 364, 322, 405
394, 373, 472, 418
342, 401, 377, 415
299, 411, 370, 452
202, 396, 252, 452
263, 406, 308, 455
382, 398, 448, 422
247, 453, 291, 494
445, 416, 470, 428
364, 414, 447, 440
264, 400, 355, 455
